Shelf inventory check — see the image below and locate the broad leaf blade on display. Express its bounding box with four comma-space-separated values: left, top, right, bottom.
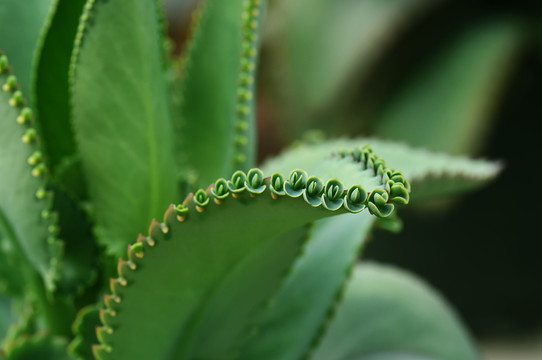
3, 334, 75, 360
0, 54, 62, 289
0, 0, 54, 99
34, 0, 86, 173
93, 149, 404, 359
312, 263, 479, 360
174, 0, 266, 190
263, 138, 502, 201
373, 18, 522, 155
70, 0, 179, 257
281, 0, 431, 111
240, 213, 375, 360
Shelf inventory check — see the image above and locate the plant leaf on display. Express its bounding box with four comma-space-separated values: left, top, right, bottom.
311, 263, 479, 360
0, 0, 55, 99
70, 0, 179, 257
3, 334, 75, 360
263, 138, 502, 201
0, 295, 13, 343
93, 148, 406, 359
278, 0, 431, 111
0, 54, 62, 290
240, 213, 375, 360
174, 0, 266, 190
68, 304, 101, 360
34, 0, 86, 174
372, 17, 523, 155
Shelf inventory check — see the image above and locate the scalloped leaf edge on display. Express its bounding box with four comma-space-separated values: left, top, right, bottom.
91, 145, 410, 357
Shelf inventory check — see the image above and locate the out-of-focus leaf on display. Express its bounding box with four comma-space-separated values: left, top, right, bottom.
373, 18, 523, 155
34, 0, 86, 174
0, 0, 54, 99
311, 263, 479, 360
262, 0, 434, 139
4, 334, 75, 360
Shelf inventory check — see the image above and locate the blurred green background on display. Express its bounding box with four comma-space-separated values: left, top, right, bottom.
164, 0, 542, 356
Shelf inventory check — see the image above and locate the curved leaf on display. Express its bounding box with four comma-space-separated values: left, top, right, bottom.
0, 53, 62, 290
0, 0, 55, 99
263, 138, 502, 201
240, 213, 375, 360
373, 17, 523, 155
4, 334, 75, 360
93, 148, 408, 359
278, 0, 432, 111
68, 304, 101, 360
0, 295, 13, 343
311, 263, 479, 360
70, 0, 179, 257
174, 0, 266, 189
34, 0, 86, 173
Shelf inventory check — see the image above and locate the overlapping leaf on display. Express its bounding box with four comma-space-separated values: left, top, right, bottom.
312, 263, 479, 360
0, 54, 62, 290
70, 0, 179, 257
174, 0, 266, 190
93, 146, 406, 359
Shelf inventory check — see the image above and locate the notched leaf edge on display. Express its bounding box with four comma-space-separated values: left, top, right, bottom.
91, 145, 410, 358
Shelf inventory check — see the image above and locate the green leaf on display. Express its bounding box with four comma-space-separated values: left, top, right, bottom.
93, 150, 403, 359
52, 189, 97, 295
34, 0, 86, 173
277, 0, 431, 112
70, 0, 179, 257
0, 0, 55, 99
0, 54, 62, 290
311, 263, 479, 360
263, 138, 502, 201
68, 304, 101, 360
4, 334, 75, 360
0, 295, 13, 343
0, 226, 24, 296
373, 17, 523, 155
240, 213, 375, 360
174, 0, 266, 190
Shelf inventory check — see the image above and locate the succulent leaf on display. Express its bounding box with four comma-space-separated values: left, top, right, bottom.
70, 0, 179, 258
373, 17, 522, 155
0, 54, 62, 290
0, 0, 55, 99
93, 146, 405, 359
239, 213, 375, 360
3, 333, 75, 360
262, 138, 502, 202
311, 263, 479, 360
34, 0, 87, 174
173, 0, 267, 190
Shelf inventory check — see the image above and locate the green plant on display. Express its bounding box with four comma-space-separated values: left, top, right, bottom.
0, 0, 501, 359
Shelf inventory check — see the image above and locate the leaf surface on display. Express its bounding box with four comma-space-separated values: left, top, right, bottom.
0, 54, 62, 289
373, 18, 522, 155
240, 213, 375, 360
4, 334, 75, 360
263, 138, 502, 201
0, 0, 54, 98
93, 148, 406, 360
174, 0, 266, 189
34, 0, 86, 173
279, 0, 431, 111
70, 0, 178, 257
311, 263, 479, 360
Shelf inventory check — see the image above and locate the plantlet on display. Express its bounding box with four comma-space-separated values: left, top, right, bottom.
0, 0, 502, 359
